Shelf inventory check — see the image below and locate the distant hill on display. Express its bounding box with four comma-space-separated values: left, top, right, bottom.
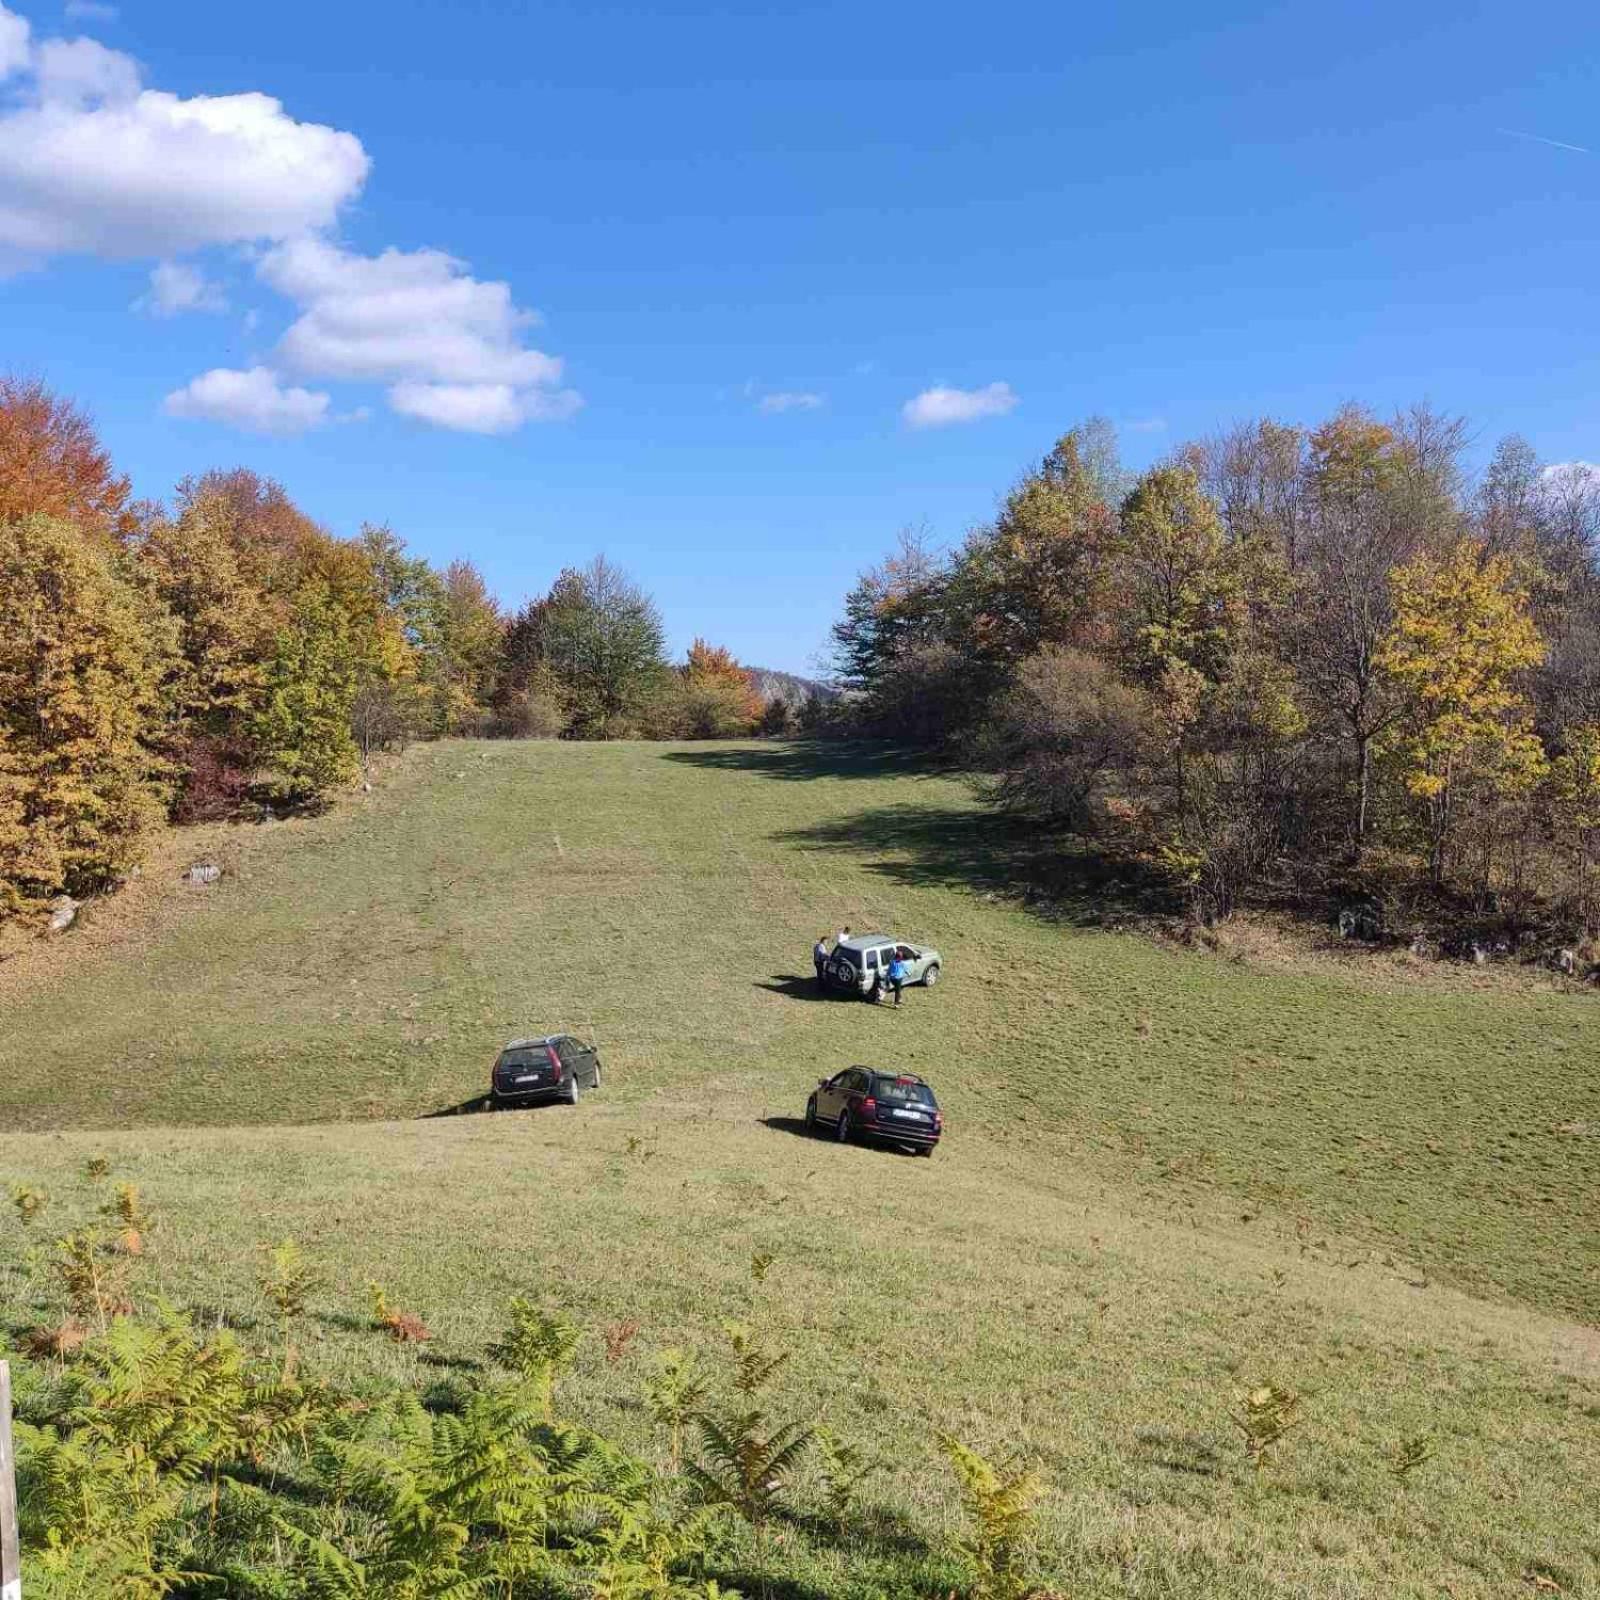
747, 665, 837, 704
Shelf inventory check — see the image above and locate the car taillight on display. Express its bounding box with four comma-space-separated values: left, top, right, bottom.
934, 1111, 943, 1130
546, 1045, 562, 1072
859, 1096, 877, 1120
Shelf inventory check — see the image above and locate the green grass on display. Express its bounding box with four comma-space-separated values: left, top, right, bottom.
3, 738, 1600, 1597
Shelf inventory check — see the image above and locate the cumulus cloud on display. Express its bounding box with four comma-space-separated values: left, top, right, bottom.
0, 3, 28, 78
258, 236, 578, 430
2, 2, 577, 435
757, 391, 824, 414
163, 366, 331, 435
0, 3, 368, 264
902, 381, 1018, 429
389, 381, 581, 434
135, 259, 227, 317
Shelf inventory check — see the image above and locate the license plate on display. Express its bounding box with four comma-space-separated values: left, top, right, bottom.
514, 1075, 540, 1085
890, 1109, 926, 1121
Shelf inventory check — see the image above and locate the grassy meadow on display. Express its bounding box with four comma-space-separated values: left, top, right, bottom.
3, 739, 1599, 1596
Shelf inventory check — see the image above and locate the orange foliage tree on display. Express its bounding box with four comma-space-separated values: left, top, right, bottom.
0, 376, 133, 538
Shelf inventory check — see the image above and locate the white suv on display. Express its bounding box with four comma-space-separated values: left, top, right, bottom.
825, 934, 943, 999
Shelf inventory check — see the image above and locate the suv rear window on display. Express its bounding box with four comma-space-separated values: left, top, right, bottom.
498, 1046, 549, 1069
873, 1078, 934, 1107
835, 948, 862, 969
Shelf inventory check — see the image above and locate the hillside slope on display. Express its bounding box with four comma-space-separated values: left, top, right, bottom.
2, 739, 1596, 1323
3, 739, 1600, 1596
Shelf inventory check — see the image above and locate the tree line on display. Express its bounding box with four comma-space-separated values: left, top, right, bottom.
828, 409, 1600, 932
0, 377, 804, 922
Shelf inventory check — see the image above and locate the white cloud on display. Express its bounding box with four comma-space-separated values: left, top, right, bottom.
901, 381, 1018, 429
0, 5, 368, 265
135, 259, 227, 316
389, 381, 581, 434
64, 0, 118, 19
259, 236, 578, 430
758, 390, 824, 414
33, 34, 137, 105
1125, 415, 1167, 434
1, 2, 575, 436
0, 3, 29, 78
163, 366, 331, 435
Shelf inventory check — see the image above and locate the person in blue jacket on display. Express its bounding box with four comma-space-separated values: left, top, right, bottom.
886, 951, 908, 1007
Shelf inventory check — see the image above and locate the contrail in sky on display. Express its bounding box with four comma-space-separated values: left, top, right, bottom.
1497, 127, 1590, 154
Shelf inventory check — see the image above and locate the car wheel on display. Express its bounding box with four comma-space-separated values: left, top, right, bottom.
836, 1110, 851, 1144
564, 1073, 580, 1105
916, 1144, 935, 1157
805, 1096, 817, 1133
591, 1061, 602, 1089
923, 964, 940, 987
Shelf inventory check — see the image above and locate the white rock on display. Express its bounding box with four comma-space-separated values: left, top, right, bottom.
47, 895, 79, 933
185, 863, 222, 886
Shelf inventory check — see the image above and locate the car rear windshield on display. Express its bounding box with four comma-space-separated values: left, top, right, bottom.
834, 948, 862, 968
873, 1078, 935, 1107
498, 1046, 550, 1069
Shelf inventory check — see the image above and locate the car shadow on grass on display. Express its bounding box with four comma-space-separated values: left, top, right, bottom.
422, 1094, 492, 1118
754, 973, 840, 1002
760, 1114, 924, 1157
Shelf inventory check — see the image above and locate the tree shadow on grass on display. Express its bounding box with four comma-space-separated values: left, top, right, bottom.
419, 1350, 485, 1373
312, 1310, 372, 1335
788, 1506, 937, 1560
776, 802, 1178, 929
664, 740, 948, 784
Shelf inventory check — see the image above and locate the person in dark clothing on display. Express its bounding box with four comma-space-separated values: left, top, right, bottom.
813, 934, 830, 991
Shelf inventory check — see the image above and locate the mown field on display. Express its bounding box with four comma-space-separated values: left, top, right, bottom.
3, 739, 1600, 1597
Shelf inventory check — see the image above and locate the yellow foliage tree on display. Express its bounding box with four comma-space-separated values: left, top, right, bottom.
1376, 539, 1547, 882
0, 515, 175, 915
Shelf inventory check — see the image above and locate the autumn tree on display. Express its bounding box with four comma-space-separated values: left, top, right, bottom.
1377, 540, 1547, 884
0, 516, 174, 914
1194, 419, 1307, 567
991, 647, 1148, 829
673, 639, 762, 738
1293, 408, 1432, 847
947, 425, 1120, 671
425, 561, 504, 734
251, 581, 363, 803
0, 377, 133, 539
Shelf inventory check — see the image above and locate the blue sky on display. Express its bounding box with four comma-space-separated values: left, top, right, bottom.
1, 0, 1595, 671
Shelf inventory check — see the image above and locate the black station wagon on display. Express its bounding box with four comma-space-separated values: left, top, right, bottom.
805, 1067, 942, 1155
490, 1035, 602, 1108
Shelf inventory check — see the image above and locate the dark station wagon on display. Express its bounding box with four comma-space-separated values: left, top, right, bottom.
490, 1035, 602, 1109
805, 1067, 942, 1155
